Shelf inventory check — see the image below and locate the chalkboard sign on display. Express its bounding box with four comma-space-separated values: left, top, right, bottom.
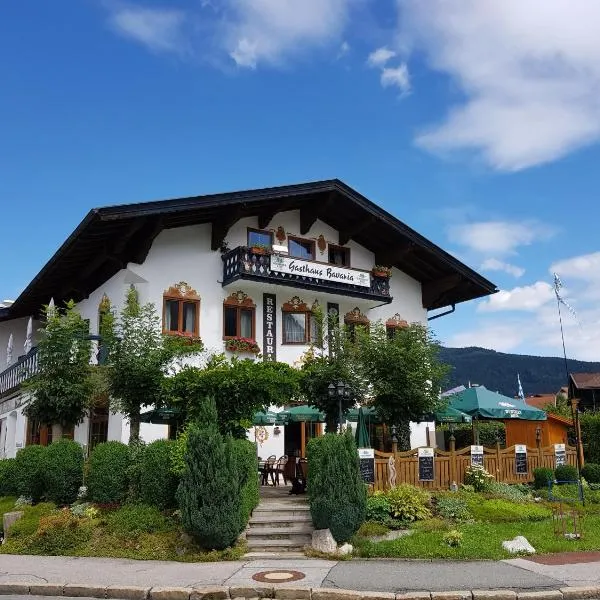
418, 447, 434, 482
470, 445, 484, 467
358, 448, 375, 484
555, 443, 566, 467
515, 444, 528, 474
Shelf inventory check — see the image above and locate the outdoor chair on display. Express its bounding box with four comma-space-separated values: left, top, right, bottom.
264, 455, 277, 486
274, 455, 288, 486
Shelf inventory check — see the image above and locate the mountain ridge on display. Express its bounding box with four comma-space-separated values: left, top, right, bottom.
439, 346, 600, 397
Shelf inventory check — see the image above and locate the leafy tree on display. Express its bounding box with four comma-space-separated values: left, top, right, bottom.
299, 310, 367, 432
24, 301, 94, 429
107, 286, 202, 442
357, 323, 449, 450
166, 355, 300, 437
176, 398, 243, 550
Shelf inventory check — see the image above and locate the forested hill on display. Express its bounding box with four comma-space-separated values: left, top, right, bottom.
439, 346, 600, 397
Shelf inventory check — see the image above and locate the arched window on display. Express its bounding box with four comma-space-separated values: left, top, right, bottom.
385, 313, 408, 339
223, 291, 256, 339
163, 282, 200, 336
282, 296, 319, 344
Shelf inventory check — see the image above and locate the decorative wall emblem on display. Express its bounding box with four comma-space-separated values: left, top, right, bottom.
276, 226, 286, 242
255, 426, 269, 446
224, 290, 256, 307
317, 234, 327, 254
282, 296, 309, 312
344, 307, 369, 325
164, 282, 200, 299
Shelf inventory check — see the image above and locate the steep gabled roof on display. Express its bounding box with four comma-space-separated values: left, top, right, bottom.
0, 179, 497, 321
570, 373, 600, 389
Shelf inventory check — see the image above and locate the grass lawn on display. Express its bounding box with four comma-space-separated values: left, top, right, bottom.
0, 499, 245, 562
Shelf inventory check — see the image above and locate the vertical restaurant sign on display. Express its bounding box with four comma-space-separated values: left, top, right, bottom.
263, 293, 276, 362
327, 302, 339, 356
418, 447, 435, 481
515, 444, 528, 474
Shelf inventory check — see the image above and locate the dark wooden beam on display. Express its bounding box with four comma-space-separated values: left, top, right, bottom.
114, 217, 148, 255
339, 215, 376, 246
258, 208, 277, 230
211, 210, 242, 251
300, 192, 336, 235
375, 242, 414, 267
422, 274, 462, 309
131, 217, 164, 263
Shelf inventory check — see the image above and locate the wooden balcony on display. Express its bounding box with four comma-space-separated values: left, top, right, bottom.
0, 349, 38, 398
222, 247, 392, 303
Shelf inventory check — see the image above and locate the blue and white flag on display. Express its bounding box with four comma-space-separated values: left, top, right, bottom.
517, 373, 525, 402
553, 273, 578, 321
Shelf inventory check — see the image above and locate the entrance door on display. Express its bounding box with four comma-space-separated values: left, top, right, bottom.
284, 422, 323, 457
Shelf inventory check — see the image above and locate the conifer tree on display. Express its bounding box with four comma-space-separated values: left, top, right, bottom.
176, 397, 243, 550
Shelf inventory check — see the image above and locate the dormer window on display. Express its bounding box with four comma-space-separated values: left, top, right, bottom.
328, 244, 350, 267
248, 228, 273, 249
288, 236, 315, 261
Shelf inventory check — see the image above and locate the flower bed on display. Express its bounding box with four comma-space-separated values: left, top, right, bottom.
224, 337, 260, 354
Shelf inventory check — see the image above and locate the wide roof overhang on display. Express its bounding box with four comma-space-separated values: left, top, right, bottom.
0, 179, 497, 321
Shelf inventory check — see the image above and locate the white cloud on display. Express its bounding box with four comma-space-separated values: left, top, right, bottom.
226, 0, 354, 68
448, 323, 526, 353
448, 220, 555, 256
477, 281, 554, 313
367, 46, 396, 68
109, 5, 187, 54
551, 252, 600, 283
380, 64, 410, 94
480, 258, 524, 278
398, 0, 600, 170
337, 41, 351, 59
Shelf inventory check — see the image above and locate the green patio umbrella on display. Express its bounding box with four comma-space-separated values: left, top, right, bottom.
355, 407, 371, 448
447, 386, 547, 421
252, 410, 289, 425
346, 406, 382, 423
280, 405, 326, 422
139, 407, 181, 424
432, 405, 472, 424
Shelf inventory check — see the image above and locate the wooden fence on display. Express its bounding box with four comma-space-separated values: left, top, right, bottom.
373, 443, 577, 491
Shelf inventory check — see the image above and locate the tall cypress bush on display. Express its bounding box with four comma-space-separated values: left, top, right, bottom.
307, 429, 367, 543
43, 439, 84, 505
176, 397, 243, 550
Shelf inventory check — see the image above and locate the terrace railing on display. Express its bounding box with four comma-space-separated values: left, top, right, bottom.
0, 349, 39, 398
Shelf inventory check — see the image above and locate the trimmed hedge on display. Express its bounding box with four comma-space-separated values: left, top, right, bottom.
555, 464, 579, 483
231, 438, 259, 525
15, 445, 47, 502
87, 441, 130, 504
43, 440, 84, 505
533, 467, 554, 490
582, 463, 600, 484
140, 439, 178, 509
307, 429, 367, 543
581, 413, 600, 464
0, 458, 17, 496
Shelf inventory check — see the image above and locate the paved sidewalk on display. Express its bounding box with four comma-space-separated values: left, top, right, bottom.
0, 554, 599, 593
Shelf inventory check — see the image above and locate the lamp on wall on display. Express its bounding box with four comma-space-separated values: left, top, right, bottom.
535, 425, 542, 446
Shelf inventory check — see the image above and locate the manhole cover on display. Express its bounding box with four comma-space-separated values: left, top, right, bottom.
252, 570, 306, 583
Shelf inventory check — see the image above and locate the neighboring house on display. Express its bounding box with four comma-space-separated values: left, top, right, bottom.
569, 374, 600, 412
0, 179, 497, 458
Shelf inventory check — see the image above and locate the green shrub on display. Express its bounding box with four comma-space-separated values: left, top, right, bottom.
105, 504, 169, 534
466, 497, 551, 522
443, 529, 463, 547
4, 502, 56, 538
43, 440, 84, 505
357, 521, 390, 537
171, 426, 189, 477
177, 402, 244, 551
488, 482, 530, 502
366, 493, 392, 524
533, 467, 554, 490
14, 445, 47, 502
385, 484, 431, 522
464, 465, 495, 492
140, 440, 178, 509
231, 438, 259, 526
581, 412, 600, 464
307, 430, 367, 543
582, 463, 600, 484
0, 459, 17, 496
434, 494, 471, 522
555, 464, 579, 483
87, 442, 130, 504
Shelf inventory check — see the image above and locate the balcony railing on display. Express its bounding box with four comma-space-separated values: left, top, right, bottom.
222, 246, 392, 302
0, 348, 39, 398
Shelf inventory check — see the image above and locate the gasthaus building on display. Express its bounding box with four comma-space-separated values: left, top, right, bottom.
0, 180, 497, 459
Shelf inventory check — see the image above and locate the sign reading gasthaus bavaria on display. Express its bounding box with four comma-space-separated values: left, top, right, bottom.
270, 254, 371, 288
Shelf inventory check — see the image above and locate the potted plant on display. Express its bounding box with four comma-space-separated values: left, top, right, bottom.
225, 337, 261, 354
250, 243, 271, 255
372, 265, 392, 278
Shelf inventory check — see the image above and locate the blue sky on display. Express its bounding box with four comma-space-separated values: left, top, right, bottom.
2, 1, 599, 361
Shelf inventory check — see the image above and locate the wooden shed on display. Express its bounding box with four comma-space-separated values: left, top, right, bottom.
504, 412, 573, 448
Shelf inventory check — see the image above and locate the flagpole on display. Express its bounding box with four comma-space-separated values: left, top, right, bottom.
556, 294, 570, 384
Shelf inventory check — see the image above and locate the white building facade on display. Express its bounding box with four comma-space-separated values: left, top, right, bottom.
0, 180, 496, 458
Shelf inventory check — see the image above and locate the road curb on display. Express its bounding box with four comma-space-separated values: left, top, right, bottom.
0, 583, 599, 600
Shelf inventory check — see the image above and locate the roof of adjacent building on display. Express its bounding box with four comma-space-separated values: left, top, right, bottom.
0, 179, 497, 322
525, 394, 557, 409
570, 372, 600, 389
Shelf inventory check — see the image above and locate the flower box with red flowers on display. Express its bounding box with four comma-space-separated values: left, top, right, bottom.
225, 337, 260, 354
